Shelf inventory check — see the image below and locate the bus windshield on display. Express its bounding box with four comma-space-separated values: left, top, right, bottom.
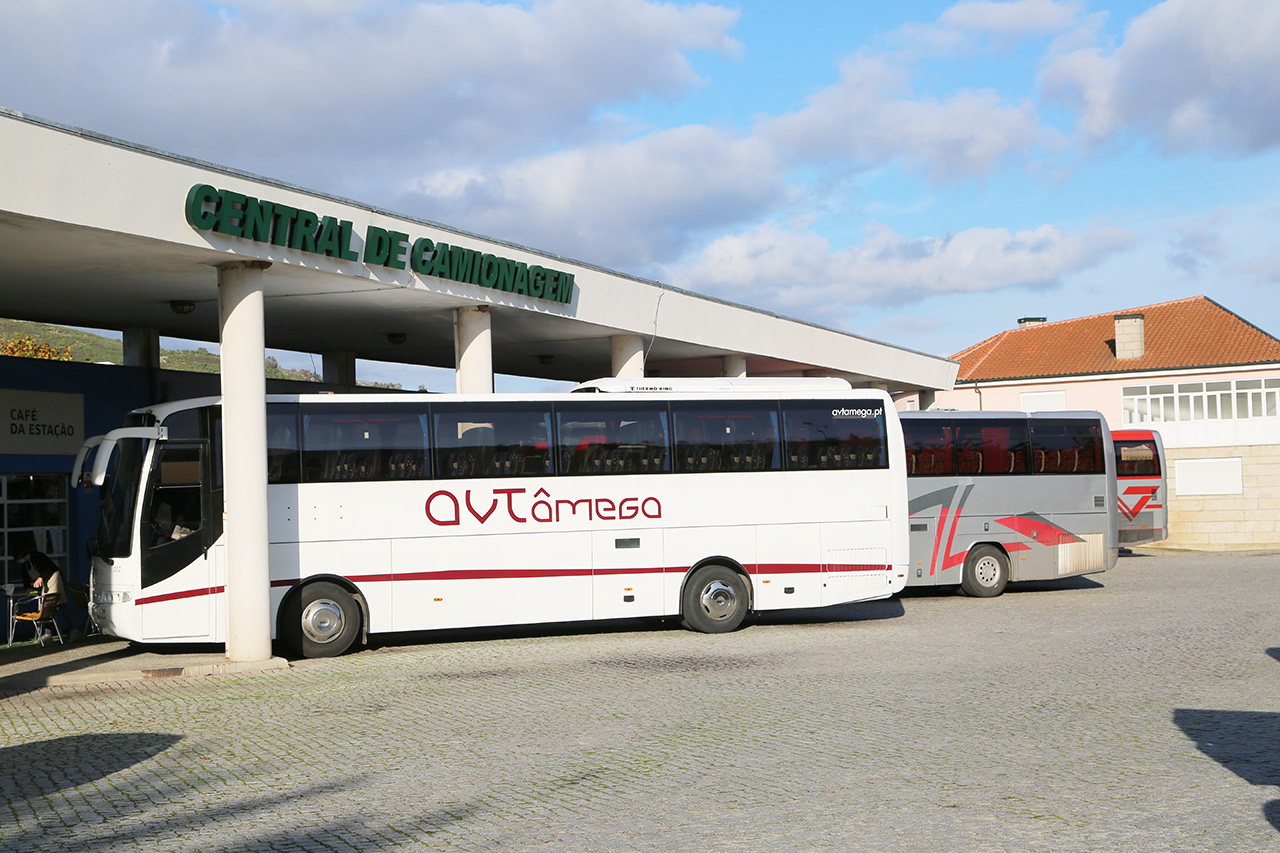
97, 436, 148, 559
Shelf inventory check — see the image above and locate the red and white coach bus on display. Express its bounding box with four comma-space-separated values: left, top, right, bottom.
900, 410, 1118, 597
74, 379, 909, 656
1111, 428, 1168, 546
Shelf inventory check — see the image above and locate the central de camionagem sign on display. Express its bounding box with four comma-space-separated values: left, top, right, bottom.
185, 184, 574, 304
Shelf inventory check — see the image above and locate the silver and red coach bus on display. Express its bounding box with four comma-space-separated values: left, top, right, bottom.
900, 410, 1118, 597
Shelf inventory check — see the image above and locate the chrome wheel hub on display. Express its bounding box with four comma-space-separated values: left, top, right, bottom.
301, 598, 345, 644
699, 580, 739, 621
974, 557, 1001, 587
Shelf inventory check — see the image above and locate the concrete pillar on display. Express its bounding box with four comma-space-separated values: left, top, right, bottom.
454, 306, 493, 394
918, 389, 937, 411
217, 260, 273, 663
322, 351, 357, 387
123, 328, 160, 368
722, 354, 747, 378
612, 334, 645, 378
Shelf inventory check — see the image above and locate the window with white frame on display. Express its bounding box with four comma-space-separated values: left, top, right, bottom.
1122, 378, 1280, 424
2, 474, 70, 589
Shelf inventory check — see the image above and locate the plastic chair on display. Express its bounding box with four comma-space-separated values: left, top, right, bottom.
9, 593, 64, 647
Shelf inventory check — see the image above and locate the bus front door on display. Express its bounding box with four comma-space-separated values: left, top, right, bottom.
139, 441, 214, 640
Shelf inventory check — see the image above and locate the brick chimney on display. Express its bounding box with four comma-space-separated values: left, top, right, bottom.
1114, 312, 1145, 359
1017, 317, 1046, 328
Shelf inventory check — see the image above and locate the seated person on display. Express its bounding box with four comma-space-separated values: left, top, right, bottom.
12, 536, 64, 641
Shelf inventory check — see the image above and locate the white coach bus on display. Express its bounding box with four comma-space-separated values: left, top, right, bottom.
74, 379, 909, 657
900, 410, 1118, 597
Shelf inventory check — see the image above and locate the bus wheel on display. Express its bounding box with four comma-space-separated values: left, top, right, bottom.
961, 546, 1009, 598
283, 581, 362, 658
681, 564, 749, 633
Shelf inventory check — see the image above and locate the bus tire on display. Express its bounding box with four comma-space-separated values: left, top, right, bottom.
282, 581, 362, 658
680, 564, 749, 633
961, 546, 1009, 598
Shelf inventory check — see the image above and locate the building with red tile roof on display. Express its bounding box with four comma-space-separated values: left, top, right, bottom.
951, 296, 1280, 383
896, 296, 1280, 551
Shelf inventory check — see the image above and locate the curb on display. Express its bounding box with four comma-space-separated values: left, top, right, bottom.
5, 656, 292, 690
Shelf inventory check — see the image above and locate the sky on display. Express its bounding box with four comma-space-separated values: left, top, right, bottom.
3, 0, 1279, 390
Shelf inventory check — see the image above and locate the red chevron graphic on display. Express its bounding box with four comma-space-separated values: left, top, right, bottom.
1118, 485, 1160, 521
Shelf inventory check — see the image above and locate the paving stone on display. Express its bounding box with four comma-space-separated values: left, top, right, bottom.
1, 552, 1277, 851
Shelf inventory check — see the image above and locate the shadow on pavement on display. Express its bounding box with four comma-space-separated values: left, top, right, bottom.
1175, 649, 1280, 833
0, 733, 183, 798
0, 636, 229, 697
364, 615, 670, 656
751, 596, 906, 625
1006, 575, 1105, 594
355, 598, 906, 659
896, 575, 1104, 598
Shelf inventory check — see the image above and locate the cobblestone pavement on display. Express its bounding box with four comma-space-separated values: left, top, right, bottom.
1, 552, 1277, 852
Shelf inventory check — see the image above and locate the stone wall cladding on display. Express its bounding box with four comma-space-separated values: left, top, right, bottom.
1164, 443, 1280, 549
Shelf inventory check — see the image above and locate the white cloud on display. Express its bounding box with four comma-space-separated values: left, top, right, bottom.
1040, 0, 1280, 153
0, 0, 740, 191
895, 0, 1083, 55
1233, 252, 1280, 284
408, 125, 787, 268
940, 0, 1083, 35
670, 219, 1138, 318
762, 54, 1057, 183
1165, 211, 1229, 276
0, 0, 1200, 331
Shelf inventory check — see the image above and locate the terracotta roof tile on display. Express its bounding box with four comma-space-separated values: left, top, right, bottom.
953, 296, 1280, 382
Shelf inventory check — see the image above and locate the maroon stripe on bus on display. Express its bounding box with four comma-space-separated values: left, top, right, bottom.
752, 563, 816, 574
393, 568, 594, 582
135, 586, 225, 606
139, 562, 893, 607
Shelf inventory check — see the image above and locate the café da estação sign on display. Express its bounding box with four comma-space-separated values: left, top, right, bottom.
0, 389, 84, 456
185, 184, 575, 304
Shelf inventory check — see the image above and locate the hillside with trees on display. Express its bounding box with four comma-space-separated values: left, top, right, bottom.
0, 319, 401, 388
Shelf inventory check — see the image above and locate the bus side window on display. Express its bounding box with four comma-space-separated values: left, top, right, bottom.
674, 403, 779, 473
554, 403, 669, 476
955, 420, 1029, 476
302, 412, 398, 482
333, 423, 381, 481
267, 409, 300, 484
302, 421, 341, 482
1031, 420, 1103, 474
1072, 426, 1104, 474
385, 419, 428, 479
493, 413, 551, 477
901, 418, 955, 476
433, 405, 553, 479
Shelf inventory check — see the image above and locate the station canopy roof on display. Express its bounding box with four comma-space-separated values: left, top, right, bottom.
0, 108, 957, 393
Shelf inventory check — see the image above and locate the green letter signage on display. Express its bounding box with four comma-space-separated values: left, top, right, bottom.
185, 183, 576, 304
185, 184, 219, 230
